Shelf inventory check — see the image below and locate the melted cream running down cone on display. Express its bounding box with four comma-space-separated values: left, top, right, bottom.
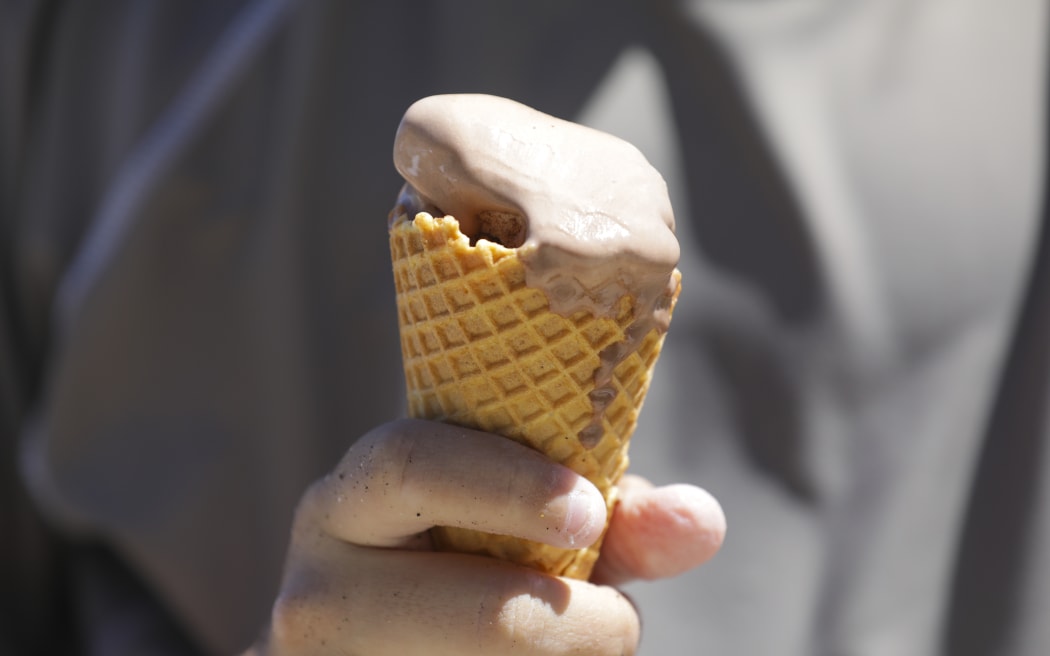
388, 95, 681, 580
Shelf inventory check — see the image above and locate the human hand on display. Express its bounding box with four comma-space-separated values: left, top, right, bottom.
247, 419, 725, 656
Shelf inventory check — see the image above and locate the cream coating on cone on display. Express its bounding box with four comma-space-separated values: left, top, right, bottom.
388, 95, 681, 578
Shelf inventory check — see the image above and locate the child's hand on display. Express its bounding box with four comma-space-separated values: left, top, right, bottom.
249, 418, 724, 655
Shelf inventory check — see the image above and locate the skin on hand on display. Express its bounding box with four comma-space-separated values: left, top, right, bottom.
592, 475, 726, 586
248, 418, 725, 656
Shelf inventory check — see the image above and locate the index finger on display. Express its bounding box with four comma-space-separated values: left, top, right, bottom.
300, 419, 607, 551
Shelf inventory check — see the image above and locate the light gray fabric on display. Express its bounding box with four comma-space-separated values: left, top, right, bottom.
3, 1, 1048, 654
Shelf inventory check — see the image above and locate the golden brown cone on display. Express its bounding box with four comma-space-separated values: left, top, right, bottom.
389, 212, 680, 579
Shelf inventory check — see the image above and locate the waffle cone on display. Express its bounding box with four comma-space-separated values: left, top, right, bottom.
389, 212, 680, 579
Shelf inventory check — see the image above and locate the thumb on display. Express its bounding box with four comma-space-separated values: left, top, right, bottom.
591, 475, 726, 586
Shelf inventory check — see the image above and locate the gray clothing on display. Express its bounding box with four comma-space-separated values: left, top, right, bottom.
2, 1, 1048, 654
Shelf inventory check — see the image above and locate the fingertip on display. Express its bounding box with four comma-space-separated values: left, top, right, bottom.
559, 476, 608, 549
593, 482, 726, 585
662, 484, 727, 561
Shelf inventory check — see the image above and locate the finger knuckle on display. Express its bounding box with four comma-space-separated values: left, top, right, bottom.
269, 576, 370, 654
350, 420, 420, 498
310, 421, 419, 520
268, 589, 320, 651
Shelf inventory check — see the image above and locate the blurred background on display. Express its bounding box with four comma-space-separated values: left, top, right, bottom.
3, 1, 1048, 654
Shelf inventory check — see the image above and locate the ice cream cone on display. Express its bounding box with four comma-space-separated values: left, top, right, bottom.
389, 210, 680, 579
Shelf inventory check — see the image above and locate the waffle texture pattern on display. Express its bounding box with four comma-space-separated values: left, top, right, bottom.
390, 212, 678, 579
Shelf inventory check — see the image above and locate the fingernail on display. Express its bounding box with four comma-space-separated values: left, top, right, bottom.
561, 479, 605, 548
